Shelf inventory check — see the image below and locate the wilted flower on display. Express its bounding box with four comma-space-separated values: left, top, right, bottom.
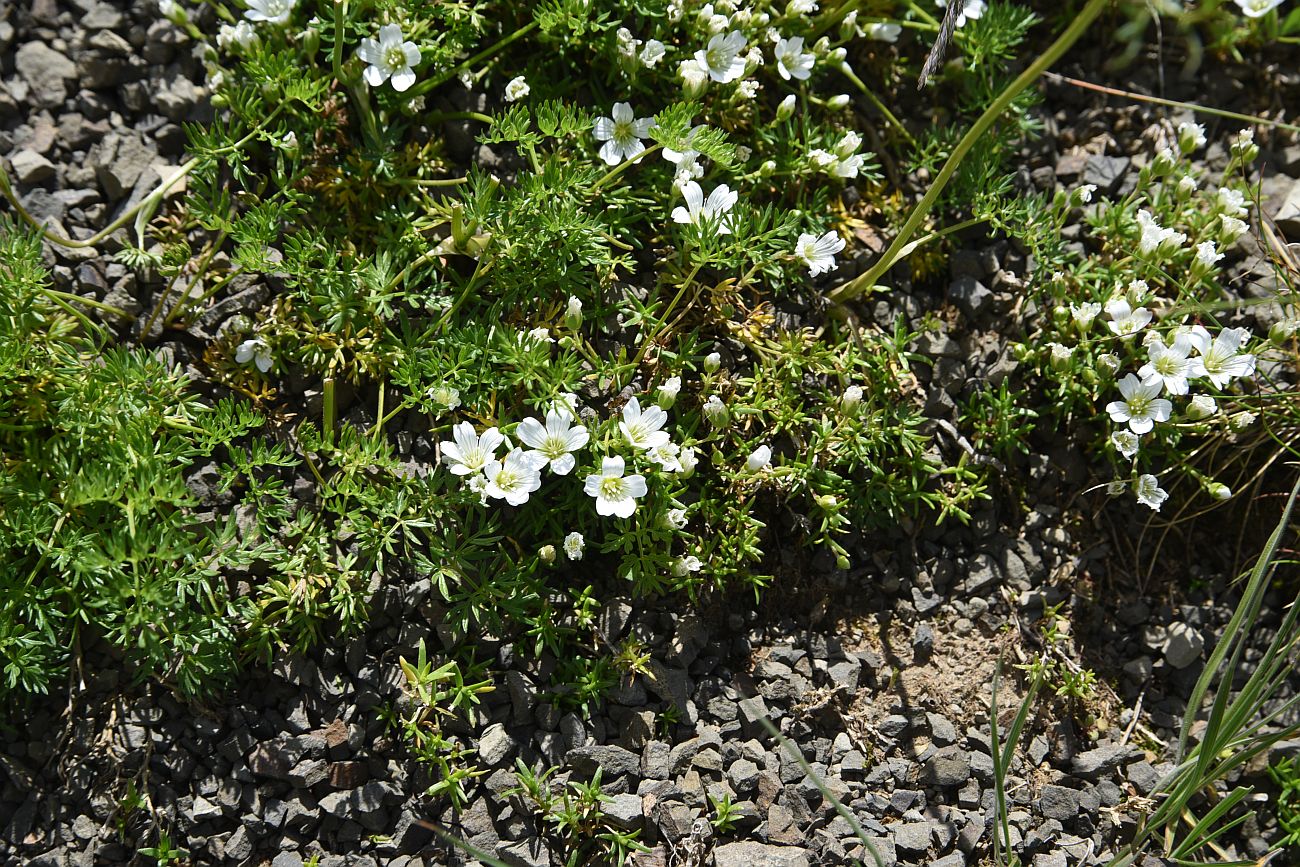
1216, 187, 1249, 217
648, 441, 684, 473
678, 446, 699, 477
665, 508, 689, 530
427, 384, 461, 410
357, 23, 421, 92
794, 230, 846, 276
1110, 430, 1140, 459
1194, 241, 1224, 271
703, 394, 729, 426
584, 456, 648, 518
1230, 410, 1257, 430
218, 20, 258, 49
1220, 215, 1248, 243
563, 531, 585, 560
504, 75, 530, 102
841, 384, 863, 416
1135, 208, 1186, 255
538, 544, 556, 565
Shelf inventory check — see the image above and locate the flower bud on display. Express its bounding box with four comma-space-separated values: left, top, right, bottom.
1071, 184, 1096, 206
815, 494, 839, 510
1106, 480, 1127, 496
538, 544, 556, 565
1186, 394, 1216, 420
828, 47, 847, 62
1206, 482, 1232, 500
1269, 319, 1299, 345
841, 384, 863, 417
1231, 128, 1258, 163
759, 159, 777, 177
776, 93, 797, 121
1230, 410, 1257, 431
1176, 175, 1196, 200
1048, 342, 1072, 370
1177, 121, 1206, 155
657, 376, 681, 409
1096, 353, 1121, 377
703, 395, 729, 427
301, 27, 320, 57
703, 351, 721, 372
839, 10, 859, 38
564, 295, 583, 331
745, 444, 772, 472
1151, 147, 1176, 175
826, 93, 850, 110
835, 554, 851, 570
678, 446, 698, 477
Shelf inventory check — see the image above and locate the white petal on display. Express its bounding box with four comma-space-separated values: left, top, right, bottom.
611, 102, 633, 123
624, 474, 648, 497
599, 139, 623, 165
601, 455, 625, 477
363, 65, 387, 87
593, 116, 615, 141
378, 23, 404, 47
390, 68, 416, 92
516, 418, 547, 449
550, 453, 576, 475
403, 43, 422, 66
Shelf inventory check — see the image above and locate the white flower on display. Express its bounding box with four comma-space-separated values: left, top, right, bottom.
703, 352, 722, 372
695, 30, 747, 83
1135, 209, 1186, 255
1208, 482, 1232, 500
641, 39, 666, 67
776, 93, 797, 121
484, 448, 546, 506
1110, 430, 1140, 459
517, 407, 589, 475
679, 58, 710, 95
1231, 410, 1257, 430
774, 35, 814, 81
672, 181, 738, 235
1074, 184, 1096, 204
648, 441, 683, 472
234, 337, 273, 373
616, 27, 641, 58
357, 23, 421, 92
466, 473, 489, 504
738, 80, 761, 99
1106, 373, 1173, 435
665, 508, 689, 530
657, 376, 682, 409
672, 555, 703, 577
244, 0, 295, 24
504, 75, 530, 102
1216, 187, 1249, 217
809, 148, 836, 169
593, 102, 655, 166
563, 531, 585, 560
794, 230, 846, 276
1135, 474, 1168, 511
937, 0, 985, 28
746, 444, 772, 472
1178, 175, 1198, 196
1139, 334, 1195, 395
1048, 342, 1072, 369
1234, 0, 1284, 16
662, 125, 704, 167
1070, 301, 1101, 331
620, 396, 671, 451
584, 456, 648, 518
1187, 393, 1217, 419
441, 422, 505, 476
1188, 327, 1256, 388
1105, 298, 1153, 337
866, 22, 901, 42
788, 0, 819, 13
1194, 241, 1224, 271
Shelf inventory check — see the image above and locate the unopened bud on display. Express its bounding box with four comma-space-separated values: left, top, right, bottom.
776, 93, 797, 121
564, 295, 583, 331
826, 93, 850, 110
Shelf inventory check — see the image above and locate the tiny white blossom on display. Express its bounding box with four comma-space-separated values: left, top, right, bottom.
695, 30, 747, 83
218, 21, 259, 49
672, 555, 704, 577
1106, 373, 1173, 435
1074, 183, 1096, 204
841, 384, 863, 415
1234, 0, 1284, 16
441, 423, 506, 476
620, 396, 671, 451
1220, 215, 1248, 243
584, 456, 648, 518
1135, 474, 1169, 511
1177, 121, 1207, 153
794, 230, 846, 276
776, 93, 797, 120
641, 39, 667, 67
1187, 393, 1217, 419
866, 22, 901, 42
244, 0, 296, 24
678, 446, 699, 476
563, 531, 585, 560
745, 444, 772, 472
1135, 208, 1186, 255
1070, 301, 1102, 331
427, 384, 461, 410
466, 473, 489, 505
737, 80, 761, 99
679, 57, 710, 95
504, 75, 530, 102
703, 352, 722, 372
1216, 187, 1249, 218
774, 35, 815, 80
665, 508, 689, 530
235, 337, 273, 373
703, 394, 729, 426
788, 0, 819, 13
1105, 298, 1153, 337
1178, 175, 1198, 196
357, 23, 421, 92
1110, 430, 1140, 459
671, 181, 738, 235
1106, 480, 1127, 497
517, 406, 589, 475
593, 102, 655, 166
1231, 410, 1257, 430
484, 448, 546, 506
1207, 482, 1232, 500
648, 441, 684, 473
657, 376, 682, 408
1187, 326, 1256, 388
1194, 241, 1224, 271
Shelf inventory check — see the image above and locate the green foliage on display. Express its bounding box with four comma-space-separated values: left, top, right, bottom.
508, 762, 650, 866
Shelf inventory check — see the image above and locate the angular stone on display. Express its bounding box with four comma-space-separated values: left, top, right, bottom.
1082, 155, 1130, 196
11, 149, 56, 184
925, 747, 972, 787
16, 43, 77, 107
477, 723, 516, 767
1070, 744, 1135, 779
892, 821, 934, 855
497, 838, 549, 867
712, 841, 811, 867
1037, 784, 1079, 820
1163, 622, 1204, 670
949, 276, 992, 319
1273, 177, 1300, 237
567, 744, 640, 778
603, 793, 643, 831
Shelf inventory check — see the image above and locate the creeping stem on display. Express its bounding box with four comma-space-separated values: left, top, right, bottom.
828, 0, 1111, 304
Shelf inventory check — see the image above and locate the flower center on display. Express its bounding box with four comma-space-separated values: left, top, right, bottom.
1128, 395, 1151, 417
542, 434, 567, 457
1154, 356, 1180, 375
599, 477, 626, 499
613, 119, 635, 141
496, 468, 519, 491
385, 46, 407, 71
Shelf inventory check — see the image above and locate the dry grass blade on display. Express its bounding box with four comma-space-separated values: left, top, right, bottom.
918, 0, 963, 89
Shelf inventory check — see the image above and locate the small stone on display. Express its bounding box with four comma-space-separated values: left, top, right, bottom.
1070, 744, 1135, 779
1082, 155, 1130, 196
728, 758, 760, 794
712, 841, 812, 867
567, 744, 640, 778
1037, 784, 1079, 820
961, 554, 1000, 595
949, 276, 992, 319
925, 747, 972, 787
497, 838, 549, 867
932, 853, 966, 867
478, 723, 517, 767
1163, 622, 1204, 670
16, 43, 77, 107
912, 624, 935, 661
603, 793, 643, 831
927, 713, 958, 746
10, 149, 56, 184
1273, 177, 1300, 237
668, 615, 710, 668
738, 695, 772, 735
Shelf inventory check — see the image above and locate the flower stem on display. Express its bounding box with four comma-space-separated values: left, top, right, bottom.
592, 145, 663, 193
828, 0, 1110, 304
410, 19, 541, 99
838, 62, 917, 150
